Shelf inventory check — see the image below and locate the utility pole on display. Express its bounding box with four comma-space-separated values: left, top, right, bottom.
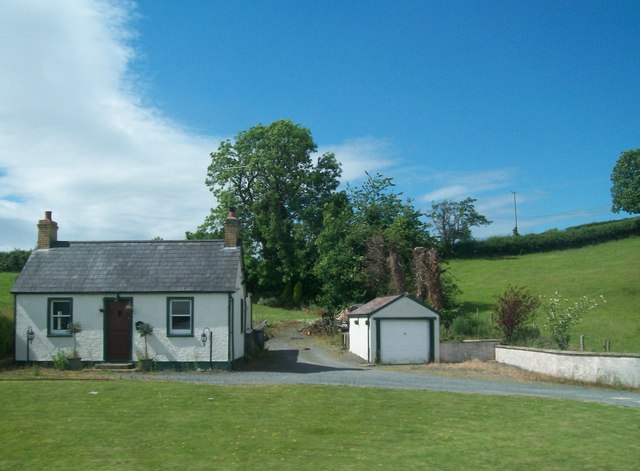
511, 191, 519, 236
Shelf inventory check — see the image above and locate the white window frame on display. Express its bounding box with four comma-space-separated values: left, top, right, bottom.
167, 297, 194, 336
48, 298, 73, 336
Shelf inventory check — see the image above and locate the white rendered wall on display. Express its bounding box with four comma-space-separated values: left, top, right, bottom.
349, 317, 370, 362
15, 292, 232, 364
496, 346, 640, 388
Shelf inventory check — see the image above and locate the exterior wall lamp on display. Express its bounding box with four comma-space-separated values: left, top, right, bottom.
201, 327, 213, 372
26, 326, 35, 363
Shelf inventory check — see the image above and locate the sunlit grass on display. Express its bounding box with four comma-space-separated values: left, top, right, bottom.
449, 237, 640, 351
0, 379, 638, 470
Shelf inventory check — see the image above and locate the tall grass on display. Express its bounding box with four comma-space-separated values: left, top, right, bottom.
449, 237, 640, 352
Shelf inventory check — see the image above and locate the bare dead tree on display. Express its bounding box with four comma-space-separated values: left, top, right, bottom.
413, 247, 428, 301
365, 234, 388, 294
388, 244, 406, 293
425, 248, 444, 310
413, 247, 444, 310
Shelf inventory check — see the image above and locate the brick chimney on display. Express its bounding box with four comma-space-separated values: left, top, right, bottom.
224, 207, 239, 248
37, 211, 58, 249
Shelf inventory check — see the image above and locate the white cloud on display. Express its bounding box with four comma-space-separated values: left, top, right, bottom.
0, 0, 218, 250
418, 169, 516, 203
322, 136, 399, 182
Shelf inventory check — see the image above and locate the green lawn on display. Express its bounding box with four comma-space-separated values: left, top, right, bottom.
0, 379, 637, 470
253, 304, 317, 324
449, 237, 640, 352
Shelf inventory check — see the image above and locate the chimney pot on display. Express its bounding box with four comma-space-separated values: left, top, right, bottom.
224, 208, 239, 248
37, 210, 58, 249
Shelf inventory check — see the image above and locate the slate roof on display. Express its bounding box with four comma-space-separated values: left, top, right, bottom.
11, 240, 242, 294
349, 294, 404, 317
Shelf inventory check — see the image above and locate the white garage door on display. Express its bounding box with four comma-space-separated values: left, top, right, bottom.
379, 319, 430, 364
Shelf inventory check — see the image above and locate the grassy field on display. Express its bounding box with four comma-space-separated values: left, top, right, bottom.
0, 379, 637, 470
449, 237, 640, 352
0, 272, 17, 316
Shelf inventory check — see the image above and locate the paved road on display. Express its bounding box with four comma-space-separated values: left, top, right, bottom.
147, 326, 640, 409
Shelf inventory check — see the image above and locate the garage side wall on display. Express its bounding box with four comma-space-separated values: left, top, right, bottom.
349, 316, 371, 362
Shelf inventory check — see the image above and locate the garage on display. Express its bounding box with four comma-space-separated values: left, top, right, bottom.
348, 293, 439, 364
378, 318, 431, 364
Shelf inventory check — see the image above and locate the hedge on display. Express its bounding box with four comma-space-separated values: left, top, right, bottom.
454, 217, 640, 258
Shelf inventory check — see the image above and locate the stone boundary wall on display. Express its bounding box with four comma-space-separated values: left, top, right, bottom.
440, 339, 501, 363
495, 345, 640, 388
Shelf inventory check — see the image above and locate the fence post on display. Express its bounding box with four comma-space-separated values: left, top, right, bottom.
580, 335, 585, 352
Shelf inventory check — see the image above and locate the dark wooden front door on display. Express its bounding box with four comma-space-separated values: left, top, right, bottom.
105, 299, 132, 362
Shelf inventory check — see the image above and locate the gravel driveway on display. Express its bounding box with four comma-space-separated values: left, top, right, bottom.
147, 323, 640, 409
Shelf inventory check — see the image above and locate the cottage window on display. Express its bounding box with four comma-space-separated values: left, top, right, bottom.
167, 298, 193, 336
48, 298, 72, 336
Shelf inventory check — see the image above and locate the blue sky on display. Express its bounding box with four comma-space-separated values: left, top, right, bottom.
1, 0, 638, 250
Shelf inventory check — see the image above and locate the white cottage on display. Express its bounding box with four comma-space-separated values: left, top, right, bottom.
349, 294, 439, 364
12, 210, 251, 370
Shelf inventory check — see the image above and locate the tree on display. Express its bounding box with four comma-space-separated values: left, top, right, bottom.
426, 197, 492, 256
313, 173, 433, 310
543, 293, 603, 350
196, 120, 341, 295
494, 286, 540, 342
611, 148, 640, 214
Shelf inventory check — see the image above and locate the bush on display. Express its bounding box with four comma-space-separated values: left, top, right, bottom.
543, 293, 603, 350
450, 315, 496, 339
509, 325, 541, 346
52, 350, 69, 370
494, 286, 540, 342
0, 315, 14, 358
293, 281, 303, 307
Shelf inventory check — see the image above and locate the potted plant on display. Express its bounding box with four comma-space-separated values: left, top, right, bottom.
66, 322, 83, 370
136, 322, 154, 372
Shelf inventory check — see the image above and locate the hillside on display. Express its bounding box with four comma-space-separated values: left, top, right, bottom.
0, 273, 17, 316
448, 236, 640, 352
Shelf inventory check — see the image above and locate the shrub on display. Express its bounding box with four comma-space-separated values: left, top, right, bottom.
52, 350, 69, 370
293, 281, 303, 307
494, 286, 540, 342
509, 325, 542, 346
0, 315, 14, 358
543, 293, 604, 350
451, 315, 496, 339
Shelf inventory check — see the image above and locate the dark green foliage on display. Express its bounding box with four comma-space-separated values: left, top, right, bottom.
426, 198, 492, 256
293, 281, 303, 307
198, 119, 341, 295
450, 314, 496, 339
0, 315, 13, 359
509, 325, 542, 346
454, 217, 640, 257
314, 173, 434, 310
611, 148, 640, 214
0, 249, 30, 272
494, 286, 540, 342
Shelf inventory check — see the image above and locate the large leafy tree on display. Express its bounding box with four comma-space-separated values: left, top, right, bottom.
611, 148, 640, 214
426, 197, 492, 256
314, 173, 433, 310
194, 119, 341, 295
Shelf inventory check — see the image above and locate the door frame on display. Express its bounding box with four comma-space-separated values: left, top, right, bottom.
103, 296, 133, 362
